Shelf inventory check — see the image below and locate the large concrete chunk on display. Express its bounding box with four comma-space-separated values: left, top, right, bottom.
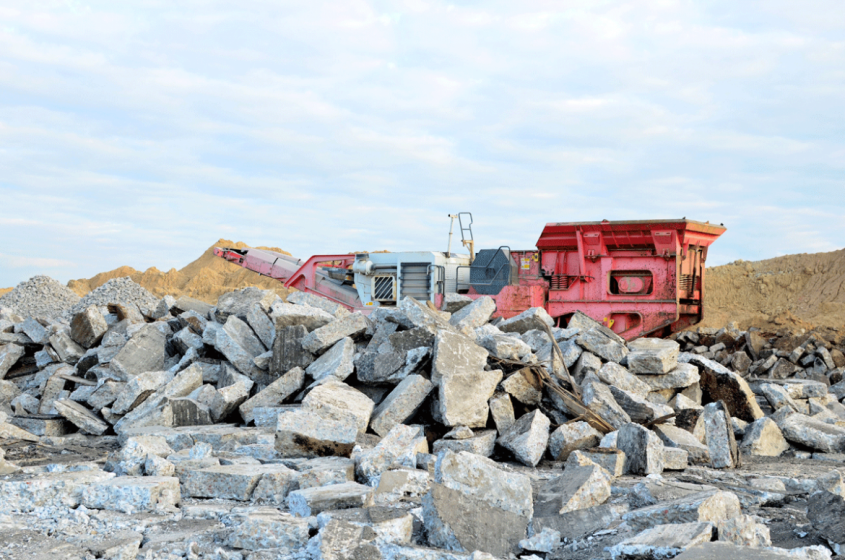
271, 324, 314, 377
489, 392, 515, 434
549, 421, 603, 461
498, 307, 554, 334
356, 424, 427, 485
641, 363, 701, 391
581, 375, 631, 430
49, 330, 86, 364
70, 306, 109, 349
112, 370, 174, 415
740, 417, 789, 457
622, 490, 741, 532
246, 302, 275, 349
227, 509, 311, 552
182, 464, 294, 500
288, 291, 350, 318
306, 337, 354, 383
534, 461, 611, 515
703, 402, 737, 469
439, 367, 502, 428
0, 343, 24, 379
449, 296, 496, 330
303, 380, 375, 435
502, 369, 543, 406
215, 287, 277, 323
302, 313, 369, 354
597, 362, 650, 398
270, 301, 335, 331
653, 424, 710, 465
607, 523, 714, 560
779, 413, 845, 453
80, 476, 180, 514
806, 490, 845, 546
576, 328, 629, 363
399, 296, 454, 335
275, 409, 358, 458
478, 333, 532, 360
431, 329, 488, 386
434, 450, 533, 518
54, 399, 109, 435
370, 374, 434, 437
112, 364, 204, 433
627, 338, 680, 374
287, 481, 374, 516
215, 316, 266, 378
239, 366, 305, 424
110, 324, 167, 380
688, 355, 764, 422
433, 429, 497, 457
617, 423, 664, 475
497, 409, 550, 467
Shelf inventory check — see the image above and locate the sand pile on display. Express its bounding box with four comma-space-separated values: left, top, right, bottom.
0, 275, 81, 319
701, 248, 845, 331
66, 239, 297, 304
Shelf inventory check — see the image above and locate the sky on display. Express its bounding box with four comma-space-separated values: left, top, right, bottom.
1, 0, 844, 288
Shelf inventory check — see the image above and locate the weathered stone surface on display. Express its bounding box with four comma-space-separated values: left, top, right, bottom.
549, 421, 603, 461
112, 364, 205, 433
306, 337, 355, 383
302, 313, 370, 354
269, 301, 335, 334
489, 392, 515, 434
303, 380, 375, 435
355, 350, 406, 384
287, 481, 374, 516
433, 429, 497, 457
661, 446, 689, 470
534, 461, 611, 515
653, 424, 710, 465
478, 334, 532, 360
740, 417, 789, 457
431, 329, 489, 387
607, 522, 714, 560
502, 369, 543, 405
497, 409, 550, 467
215, 316, 266, 379
356, 424, 427, 485
8, 415, 70, 437
703, 402, 737, 469
574, 449, 626, 478
596, 362, 650, 398
641, 363, 701, 391
716, 514, 771, 547
519, 527, 561, 553
375, 467, 431, 504
49, 330, 86, 364
182, 464, 293, 500
370, 374, 434, 437
439, 366, 502, 428
759, 382, 800, 412
622, 490, 741, 532
39, 371, 68, 414
577, 328, 629, 363
226, 509, 311, 552
54, 399, 109, 435
610, 386, 672, 424
275, 409, 357, 458
617, 423, 664, 475
441, 293, 473, 313
688, 355, 764, 422
779, 413, 845, 452
80, 476, 180, 513
498, 307, 554, 334
0, 343, 24, 379
627, 338, 680, 374
572, 351, 602, 382
288, 290, 350, 318
112, 370, 174, 415
270, 324, 314, 378
20, 317, 49, 345
449, 296, 496, 330
110, 325, 167, 380
294, 456, 355, 489
215, 287, 276, 323
239, 367, 305, 424
70, 306, 109, 349
209, 381, 250, 423
244, 302, 275, 349
770, 357, 802, 379
806, 490, 845, 545
581, 375, 631, 430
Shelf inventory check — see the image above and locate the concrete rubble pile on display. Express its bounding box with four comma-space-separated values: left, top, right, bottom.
0, 282, 843, 559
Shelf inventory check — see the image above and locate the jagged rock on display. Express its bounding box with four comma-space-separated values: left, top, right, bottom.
779, 413, 845, 453
572, 351, 602, 382
215, 287, 277, 323
519, 527, 561, 553
398, 297, 454, 335
581, 374, 631, 430
703, 401, 738, 469
270, 301, 335, 332
439, 366, 502, 428
627, 338, 680, 374
576, 328, 629, 363
226, 509, 311, 552
303, 380, 374, 435
478, 334, 532, 360
534, 459, 611, 515
716, 514, 771, 547
687, 355, 764, 422
214, 316, 266, 379
607, 523, 714, 560
770, 358, 802, 379
370, 374, 434, 437
112, 370, 174, 415
442, 293, 473, 313
307, 337, 354, 383
489, 392, 515, 434
49, 330, 85, 364
80, 476, 180, 514
622, 490, 741, 532
433, 429, 497, 457
355, 350, 405, 384
275, 409, 358, 458
70, 306, 109, 349
806, 490, 845, 546
497, 409, 550, 467
113, 364, 203, 433
431, 330, 489, 389
20, 317, 49, 345
653, 424, 710, 464
356, 424, 427, 485
617, 423, 664, 475
596, 362, 650, 398
288, 481, 374, 516
449, 296, 496, 330
572, 449, 626, 478
0, 343, 24, 379
110, 324, 167, 381
502, 369, 542, 405
498, 307, 554, 334
239, 367, 305, 424
549, 421, 603, 461
641, 363, 701, 391
272, 325, 314, 377
759, 382, 800, 411
209, 381, 250, 422
54, 399, 109, 435
740, 418, 789, 457
610, 385, 672, 424
302, 313, 370, 354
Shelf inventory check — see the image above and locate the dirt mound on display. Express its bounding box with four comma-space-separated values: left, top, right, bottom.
0, 288, 11, 297
67, 240, 297, 305
702, 248, 845, 331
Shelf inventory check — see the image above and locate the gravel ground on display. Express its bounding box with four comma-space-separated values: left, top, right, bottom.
66, 277, 159, 318
0, 275, 80, 320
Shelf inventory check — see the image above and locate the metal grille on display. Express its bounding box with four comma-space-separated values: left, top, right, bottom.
373, 275, 396, 302
400, 263, 430, 301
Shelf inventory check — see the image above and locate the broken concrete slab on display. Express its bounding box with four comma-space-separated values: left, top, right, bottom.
581, 374, 632, 430
740, 417, 790, 457
703, 402, 738, 469
110, 324, 167, 381
607, 522, 714, 560
275, 409, 358, 458
239, 366, 305, 424
431, 329, 489, 387
439, 366, 502, 429
433, 429, 497, 457
287, 481, 374, 516
54, 399, 109, 435
226, 509, 311, 552
716, 514, 771, 547
627, 338, 680, 374
687, 355, 764, 422
488, 392, 515, 434
49, 330, 86, 364
356, 424, 427, 485
653, 424, 711, 465
597, 362, 650, 398
302, 313, 370, 354
497, 409, 550, 467
641, 363, 701, 391
534, 460, 611, 515
302, 380, 375, 435
214, 315, 267, 379
0, 343, 24, 379
498, 307, 554, 335
370, 374, 434, 437
80, 476, 180, 514
616, 423, 665, 475
70, 306, 109, 349
779, 413, 845, 453
306, 336, 355, 383
622, 490, 742, 532
449, 296, 496, 331
271, 324, 314, 377
577, 328, 630, 364
549, 421, 603, 461
246, 302, 276, 349
502, 369, 543, 406
111, 370, 174, 415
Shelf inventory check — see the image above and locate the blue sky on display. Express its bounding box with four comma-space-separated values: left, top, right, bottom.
1, 1, 844, 288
